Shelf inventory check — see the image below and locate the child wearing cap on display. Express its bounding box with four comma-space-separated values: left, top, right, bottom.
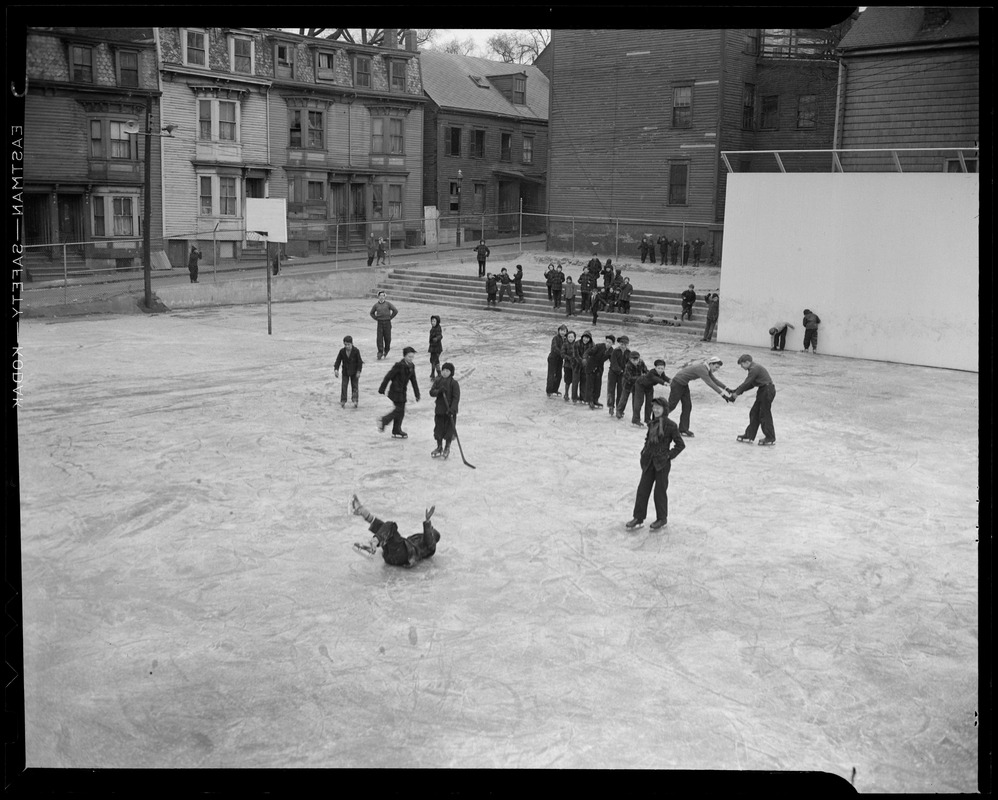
333, 335, 364, 408
632, 359, 670, 426
666, 356, 733, 437
561, 331, 580, 403
485, 273, 498, 307
429, 362, 460, 459
731, 354, 777, 445
428, 315, 443, 381
377, 346, 421, 439
582, 334, 615, 409
606, 335, 630, 416
617, 350, 647, 419
546, 324, 568, 397
625, 397, 685, 531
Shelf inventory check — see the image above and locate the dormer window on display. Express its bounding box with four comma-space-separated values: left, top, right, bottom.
71, 45, 94, 83
513, 77, 525, 104
275, 42, 294, 79
182, 29, 207, 67
354, 55, 371, 88
469, 75, 490, 89
230, 36, 254, 75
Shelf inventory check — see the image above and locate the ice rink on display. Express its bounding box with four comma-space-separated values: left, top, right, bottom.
14, 296, 979, 791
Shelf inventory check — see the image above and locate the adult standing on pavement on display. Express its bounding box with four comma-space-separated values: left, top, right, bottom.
732, 354, 777, 446
692, 237, 706, 267
187, 244, 202, 284
474, 239, 491, 278
370, 290, 399, 360
376, 237, 387, 265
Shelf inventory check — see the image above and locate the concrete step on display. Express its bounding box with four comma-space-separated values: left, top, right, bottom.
374, 282, 714, 340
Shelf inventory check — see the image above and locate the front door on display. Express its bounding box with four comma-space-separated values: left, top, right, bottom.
331, 183, 348, 246
25, 194, 51, 247
350, 183, 367, 241
57, 194, 84, 254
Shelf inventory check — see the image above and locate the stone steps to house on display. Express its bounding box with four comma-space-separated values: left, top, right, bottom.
376, 269, 716, 340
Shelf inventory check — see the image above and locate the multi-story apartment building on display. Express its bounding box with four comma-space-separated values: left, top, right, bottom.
546, 24, 853, 262
420, 50, 548, 244
834, 7, 979, 173
156, 26, 425, 263
22, 27, 163, 279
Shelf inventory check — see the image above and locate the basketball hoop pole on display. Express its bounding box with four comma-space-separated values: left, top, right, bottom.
261, 233, 272, 335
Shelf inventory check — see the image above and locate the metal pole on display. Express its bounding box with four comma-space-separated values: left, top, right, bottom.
335, 221, 339, 268
572, 217, 575, 257
615, 217, 619, 260
142, 93, 153, 308
518, 197, 522, 253
62, 243, 68, 305
435, 215, 439, 260
213, 221, 219, 283
265, 236, 272, 335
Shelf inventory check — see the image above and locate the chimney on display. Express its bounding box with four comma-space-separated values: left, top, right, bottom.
405, 29, 416, 52
383, 28, 398, 49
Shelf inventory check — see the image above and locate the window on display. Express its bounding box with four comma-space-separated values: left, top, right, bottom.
500, 132, 512, 162
307, 111, 324, 148
90, 120, 104, 158
200, 177, 212, 215
109, 122, 131, 159
742, 83, 756, 130
446, 127, 461, 157
388, 185, 402, 219
745, 29, 760, 56
472, 129, 485, 158
71, 45, 93, 82
93, 199, 105, 235
672, 86, 692, 128
522, 135, 533, 165
389, 59, 406, 92
371, 117, 384, 153
354, 56, 371, 88
472, 183, 485, 214
289, 110, 302, 148
184, 29, 207, 67
219, 102, 237, 141
219, 177, 237, 215
231, 37, 253, 74
307, 181, 324, 200
117, 51, 139, 88
796, 94, 816, 129
449, 182, 460, 213
113, 197, 133, 236
276, 43, 294, 78
668, 163, 688, 205
760, 95, 779, 129
389, 119, 404, 154
513, 77, 526, 105
288, 109, 324, 150
317, 52, 335, 74
372, 185, 383, 217
199, 100, 212, 140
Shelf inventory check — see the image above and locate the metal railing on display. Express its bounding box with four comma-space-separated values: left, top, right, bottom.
721, 147, 980, 173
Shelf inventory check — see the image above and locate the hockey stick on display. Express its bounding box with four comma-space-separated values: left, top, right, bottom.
440, 376, 475, 469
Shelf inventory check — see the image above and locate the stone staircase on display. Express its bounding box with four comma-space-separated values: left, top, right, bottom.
376, 269, 716, 340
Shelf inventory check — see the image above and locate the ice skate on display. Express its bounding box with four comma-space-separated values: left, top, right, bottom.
758, 438, 776, 446
353, 538, 378, 556
442, 444, 451, 459
649, 519, 668, 530
736, 435, 754, 443
392, 431, 408, 439
431, 446, 443, 458
377, 418, 386, 433
632, 421, 645, 428
353, 401, 358, 408
680, 430, 694, 438
625, 518, 644, 530
340, 402, 346, 408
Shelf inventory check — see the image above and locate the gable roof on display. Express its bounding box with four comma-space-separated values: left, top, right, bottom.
419, 49, 549, 121
838, 7, 979, 52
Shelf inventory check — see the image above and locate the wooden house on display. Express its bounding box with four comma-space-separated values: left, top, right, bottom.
834, 7, 980, 172
420, 50, 548, 245
23, 27, 163, 278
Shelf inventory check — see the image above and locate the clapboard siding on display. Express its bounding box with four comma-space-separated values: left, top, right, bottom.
160, 79, 199, 239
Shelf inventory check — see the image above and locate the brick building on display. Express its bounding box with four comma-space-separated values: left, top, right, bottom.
546, 24, 853, 264
420, 50, 548, 245
22, 27, 163, 280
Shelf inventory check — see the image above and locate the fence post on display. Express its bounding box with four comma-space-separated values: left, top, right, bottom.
518, 198, 522, 253
572, 217, 575, 257
615, 218, 619, 260
62, 243, 68, 305
335, 221, 339, 269
435, 215, 439, 260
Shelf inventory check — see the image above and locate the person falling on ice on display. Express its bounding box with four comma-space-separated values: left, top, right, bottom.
351, 495, 440, 567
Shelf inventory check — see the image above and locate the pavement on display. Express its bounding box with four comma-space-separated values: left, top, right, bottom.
13, 293, 978, 790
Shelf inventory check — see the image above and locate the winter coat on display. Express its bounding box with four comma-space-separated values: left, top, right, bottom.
681, 289, 697, 308
549, 333, 566, 359
474, 244, 491, 261
803, 312, 821, 330
561, 339, 581, 368
429, 375, 460, 416
564, 281, 577, 300
379, 359, 420, 404
640, 416, 685, 471
619, 283, 633, 301
428, 324, 443, 355
334, 346, 364, 377
609, 348, 630, 375
552, 271, 566, 290
623, 358, 648, 386
486, 276, 498, 294
584, 342, 613, 373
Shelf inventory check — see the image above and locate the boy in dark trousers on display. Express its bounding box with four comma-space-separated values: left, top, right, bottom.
561, 331, 581, 403
681, 284, 697, 321
702, 293, 720, 341
474, 239, 490, 277
617, 350, 647, 419
428, 315, 443, 380
732, 354, 777, 446
551, 264, 565, 308
370, 290, 399, 360
579, 269, 592, 312
625, 398, 685, 530
546, 324, 568, 397
801, 309, 821, 353
619, 277, 633, 314
351, 495, 440, 567
587, 251, 602, 278
632, 358, 669, 426
769, 320, 795, 351
333, 335, 364, 408
582, 333, 614, 409
544, 263, 555, 300
497, 267, 513, 303
187, 245, 202, 283
667, 356, 732, 437
606, 335, 629, 416
513, 264, 525, 303
429, 362, 460, 459
377, 346, 421, 438
640, 236, 649, 263
485, 273, 498, 307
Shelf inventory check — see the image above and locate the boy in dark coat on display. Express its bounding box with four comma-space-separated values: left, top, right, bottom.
546, 324, 568, 397
619, 277, 633, 314
351, 495, 440, 567
377, 346, 421, 438
801, 309, 821, 353
497, 267, 513, 303
669, 238, 680, 265
429, 362, 460, 459
544, 263, 555, 300
606, 335, 629, 417
579, 269, 592, 312
474, 240, 490, 277
485, 273, 498, 307
702, 293, 720, 341
632, 359, 670, 426
513, 264, 525, 303
587, 251, 602, 278
616, 350, 647, 419
657, 235, 669, 264
681, 284, 697, 321
582, 334, 614, 409
561, 331, 580, 403
376, 237, 387, 265
366, 235, 377, 267
333, 335, 364, 408
551, 265, 565, 308
601, 260, 615, 290
732, 354, 777, 445
639, 236, 649, 263
428, 315, 443, 380
187, 245, 202, 283
625, 398, 685, 530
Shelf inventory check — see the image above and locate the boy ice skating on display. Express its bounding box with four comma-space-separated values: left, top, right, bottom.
428, 315, 443, 380
351, 495, 440, 567
546, 324, 568, 396
666, 356, 732, 437
731, 354, 777, 446
333, 335, 364, 408
583, 334, 615, 409
429, 362, 460, 459
632, 358, 670, 426
625, 398, 685, 531
370, 291, 399, 360
377, 346, 421, 438
801, 309, 821, 353
617, 350, 647, 419
606, 335, 630, 416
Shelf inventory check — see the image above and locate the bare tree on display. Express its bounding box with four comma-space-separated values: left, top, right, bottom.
435, 36, 482, 57
486, 29, 550, 64
294, 28, 435, 48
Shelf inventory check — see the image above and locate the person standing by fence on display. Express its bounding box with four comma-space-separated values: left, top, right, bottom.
187, 245, 202, 283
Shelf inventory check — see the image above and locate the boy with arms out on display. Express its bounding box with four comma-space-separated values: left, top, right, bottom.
731, 354, 777, 446
377, 346, 421, 438
667, 356, 732, 438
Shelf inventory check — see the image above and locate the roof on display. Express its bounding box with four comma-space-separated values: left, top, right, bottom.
838, 7, 979, 52
419, 49, 549, 121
